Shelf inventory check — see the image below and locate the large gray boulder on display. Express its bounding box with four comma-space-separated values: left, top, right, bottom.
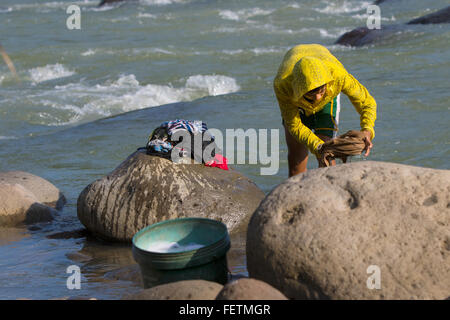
123, 280, 223, 300
0, 172, 66, 226
77, 150, 265, 242
247, 161, 450, 300
216, 278, 288, 300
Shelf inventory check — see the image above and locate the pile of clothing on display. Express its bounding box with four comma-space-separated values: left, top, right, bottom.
144, 119, 228, 170
318, 130, 367, 167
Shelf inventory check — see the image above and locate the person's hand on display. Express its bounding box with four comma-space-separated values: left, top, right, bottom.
315, 143, 328, 167
361, 130, 373, 157
314, 143, 324, 157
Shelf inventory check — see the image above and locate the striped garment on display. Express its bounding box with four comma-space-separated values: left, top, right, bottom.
161, 119, 208, 136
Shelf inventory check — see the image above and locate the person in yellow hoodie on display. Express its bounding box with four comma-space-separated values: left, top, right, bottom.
274, 44, 377, 176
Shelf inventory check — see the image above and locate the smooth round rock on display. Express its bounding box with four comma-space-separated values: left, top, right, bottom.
216, 278, 288, 300
77, 150, 265, 242
0, 183, 55, 226
123, 280, 223, 300
0, 171, 66, 209
247, 161, 450, 299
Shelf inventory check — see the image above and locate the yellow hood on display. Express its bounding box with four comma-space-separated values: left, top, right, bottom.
274, 44, 377, 154
292, 56, 333, 101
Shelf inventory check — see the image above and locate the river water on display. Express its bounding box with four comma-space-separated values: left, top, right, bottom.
0, 0, 449, 299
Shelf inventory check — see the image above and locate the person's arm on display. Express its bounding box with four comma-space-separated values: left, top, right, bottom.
274, 84, 324, 155
341, 73, 377, 137
341, 73, 377, 155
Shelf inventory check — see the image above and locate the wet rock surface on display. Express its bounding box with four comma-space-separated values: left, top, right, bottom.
77, 150, 265, 242
407, 6, 450, 25
336, 6, 450, 47
216, 278, 288, 300
0, 172, 65, 226
123, 280, 223, 300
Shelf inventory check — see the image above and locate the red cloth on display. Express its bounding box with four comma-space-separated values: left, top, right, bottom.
205, 154, 229, 170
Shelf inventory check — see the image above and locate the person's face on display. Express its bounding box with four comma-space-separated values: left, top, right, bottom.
303, 84, 327, 103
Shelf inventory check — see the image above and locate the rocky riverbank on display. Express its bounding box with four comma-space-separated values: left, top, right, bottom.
2, 160, 448, 300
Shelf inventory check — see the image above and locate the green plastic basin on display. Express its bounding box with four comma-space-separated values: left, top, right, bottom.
132, 217, 231, 288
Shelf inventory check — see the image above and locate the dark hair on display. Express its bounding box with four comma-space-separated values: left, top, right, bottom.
306, 84, 326, 95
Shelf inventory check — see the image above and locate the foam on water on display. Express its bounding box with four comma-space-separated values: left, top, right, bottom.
137, 12, 158, 19
315, 0, 372, 14
29, 64, 76, 84
6, 1, 97, 12
222, 47, 287, 56
30, 74, 239, 126
88, 5, 117, 12
185, 75, 240, 96
132, 48, 176, 55
81, 49, 97, 56
81, 47, 176, 57
208, 23, 346, 38
318, 28, 352, 39
219, 8, 275, 21
287, 3, 301, 9
109, 17, 131, 23
325, 44, 359, 52
352, 13, 396, 21
139, 0, 188, 6
210, 23, 294, 35
0, 7, 13, 13
145, 241, 204, 253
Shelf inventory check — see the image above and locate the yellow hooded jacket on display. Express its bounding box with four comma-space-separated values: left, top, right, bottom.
274, 44, 377, 154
